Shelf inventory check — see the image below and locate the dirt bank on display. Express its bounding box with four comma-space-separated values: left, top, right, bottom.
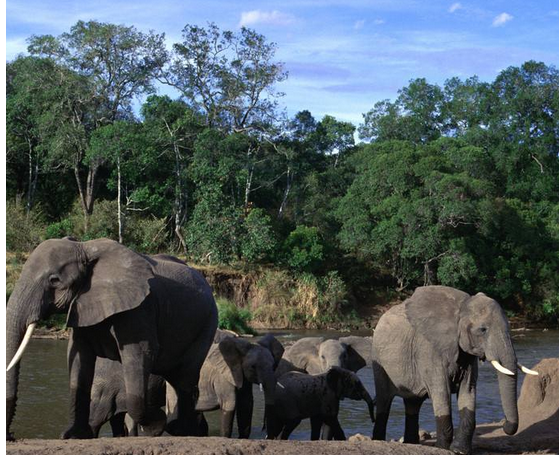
3, 436, 452, 455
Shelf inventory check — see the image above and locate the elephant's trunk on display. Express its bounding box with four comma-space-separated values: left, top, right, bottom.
492, 331, 518, 435
6, 276, 46, 438
361, 388, 376, 423
261, 371, 282, 437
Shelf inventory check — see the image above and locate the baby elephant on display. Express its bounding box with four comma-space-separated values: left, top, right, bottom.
268, 366, 375, 440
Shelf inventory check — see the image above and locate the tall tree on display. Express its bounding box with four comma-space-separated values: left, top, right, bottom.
27, 20, 167, 229
164, 23, 287, 133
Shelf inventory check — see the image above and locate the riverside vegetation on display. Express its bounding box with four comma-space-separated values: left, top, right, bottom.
6, 21, 559, 328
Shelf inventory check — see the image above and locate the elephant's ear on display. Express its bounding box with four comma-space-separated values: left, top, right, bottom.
258, 334, 285, 369
339, 336, 373, 372
218, 337, 246, 389
285, 337, 323, 372
67, 239, 154, 328
405, 286, 470, 361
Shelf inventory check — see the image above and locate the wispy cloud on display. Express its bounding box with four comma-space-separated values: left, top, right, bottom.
448, 3, 462, 13
373, 19, 385, 25
354, 19, 365, 30
492, 12, 513, 27
239, 10, 296, 28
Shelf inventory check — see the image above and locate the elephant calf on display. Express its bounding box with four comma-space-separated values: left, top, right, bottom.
267, 366, 375, 440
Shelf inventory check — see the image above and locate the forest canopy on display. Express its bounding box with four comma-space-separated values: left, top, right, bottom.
6, 21, 559, 323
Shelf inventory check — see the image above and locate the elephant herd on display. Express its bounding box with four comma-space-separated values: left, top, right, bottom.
6, 238, 539, 454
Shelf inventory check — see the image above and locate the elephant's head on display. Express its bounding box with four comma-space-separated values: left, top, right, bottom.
219, 334, 284, 406
326, 367, 375, 423
457, 292, 520, 435
6, 238, 154, 437
286, 336, 372, 374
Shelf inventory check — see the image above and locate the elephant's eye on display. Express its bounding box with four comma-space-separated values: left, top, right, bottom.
49, 275, 61, 287
479, 327, 488, 334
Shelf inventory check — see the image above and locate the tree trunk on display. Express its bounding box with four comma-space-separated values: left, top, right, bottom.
173, 141, 187, 254
117, 157, 123, 244
278, 167, 292, 218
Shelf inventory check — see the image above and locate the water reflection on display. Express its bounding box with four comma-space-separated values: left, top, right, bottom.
10, 329, 559, 440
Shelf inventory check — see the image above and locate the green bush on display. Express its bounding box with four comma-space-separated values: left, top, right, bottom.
6, 202, 46, 251
241, 208, 277, 263
217, 298, 256, 335
282, 225, 324, 273
45, 218, 74, 239
125, 215, 168, 253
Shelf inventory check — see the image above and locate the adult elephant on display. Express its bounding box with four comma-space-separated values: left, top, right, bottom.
278, 336, 373, 376
372, 285, 537, 454
192, 334, 284, 438
6, 238, 218, 440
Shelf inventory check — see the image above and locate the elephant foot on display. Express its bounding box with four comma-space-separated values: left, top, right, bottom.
6, 432, 15, 442
450, 437, 472, 455
166, 418, 198, 436
61, 424, 94, 439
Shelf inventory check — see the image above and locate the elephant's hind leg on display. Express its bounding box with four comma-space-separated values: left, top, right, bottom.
372, 364, 394, 441
280, 419, 301, 440
403, 396, 425, 444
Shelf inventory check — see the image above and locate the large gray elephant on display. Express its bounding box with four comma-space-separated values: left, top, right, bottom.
192, 334, 284, 438
372, 285, 537, 454
267, 367, 375, 440
6, 238, 218, 439
278, 336, 373, 376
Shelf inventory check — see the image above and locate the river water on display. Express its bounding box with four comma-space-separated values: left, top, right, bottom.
9, 329, 559, 441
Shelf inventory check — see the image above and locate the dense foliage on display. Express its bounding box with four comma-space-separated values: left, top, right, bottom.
6, 21, 559, 323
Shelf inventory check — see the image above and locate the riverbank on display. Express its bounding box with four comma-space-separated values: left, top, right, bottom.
7, 427, 559, 455
6, 252, 557, 332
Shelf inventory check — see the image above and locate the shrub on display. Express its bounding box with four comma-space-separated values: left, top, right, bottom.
282, 225, 324, 273
45, 218, 74, 239
6, 202, 45, 251
217, 298, 256, 335
125, 215, 168, 253
240, 208, 277, 263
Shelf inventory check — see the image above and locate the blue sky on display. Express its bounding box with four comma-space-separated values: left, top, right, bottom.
6, 0, 559, 126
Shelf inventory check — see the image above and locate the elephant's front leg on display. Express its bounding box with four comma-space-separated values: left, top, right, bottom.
236, 382, 254, 438
62, 333, 96, 439
220, 409, 236, 437
450, 362, 477, 455
119, 342, 155, 432
429, 378, 454, 449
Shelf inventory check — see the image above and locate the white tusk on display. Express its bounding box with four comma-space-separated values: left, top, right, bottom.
518, 363, 539, 375
490, 360, 515, 376
278, 382, 285, 389
7, 323, 37, 372
259, 384, 263, 392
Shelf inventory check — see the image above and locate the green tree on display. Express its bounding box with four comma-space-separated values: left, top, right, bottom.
27, 20, 167, 228
165, 23, 287, 132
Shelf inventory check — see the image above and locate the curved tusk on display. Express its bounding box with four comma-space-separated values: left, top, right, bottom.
490, 360, 515, 376
518, 363, 539, 375
6, 323, 36, 372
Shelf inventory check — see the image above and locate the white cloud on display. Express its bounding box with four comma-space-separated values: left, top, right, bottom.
373, 19, 385, 25
239, 10, 295, 28
354, 19, 365, 30
448, 3, 462, 13
492, 12, 513, 27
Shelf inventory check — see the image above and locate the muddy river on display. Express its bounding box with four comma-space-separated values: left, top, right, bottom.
9, 329, 558, 441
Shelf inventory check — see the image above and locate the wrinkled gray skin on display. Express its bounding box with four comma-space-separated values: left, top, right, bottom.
277, 336, 373, 377
190, 334, 285, 438
91, 329, 235, 438
6, 238, 218, 440
268, 366, 375, 440
372, 286, 519, 455
89, 358, 167, 437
